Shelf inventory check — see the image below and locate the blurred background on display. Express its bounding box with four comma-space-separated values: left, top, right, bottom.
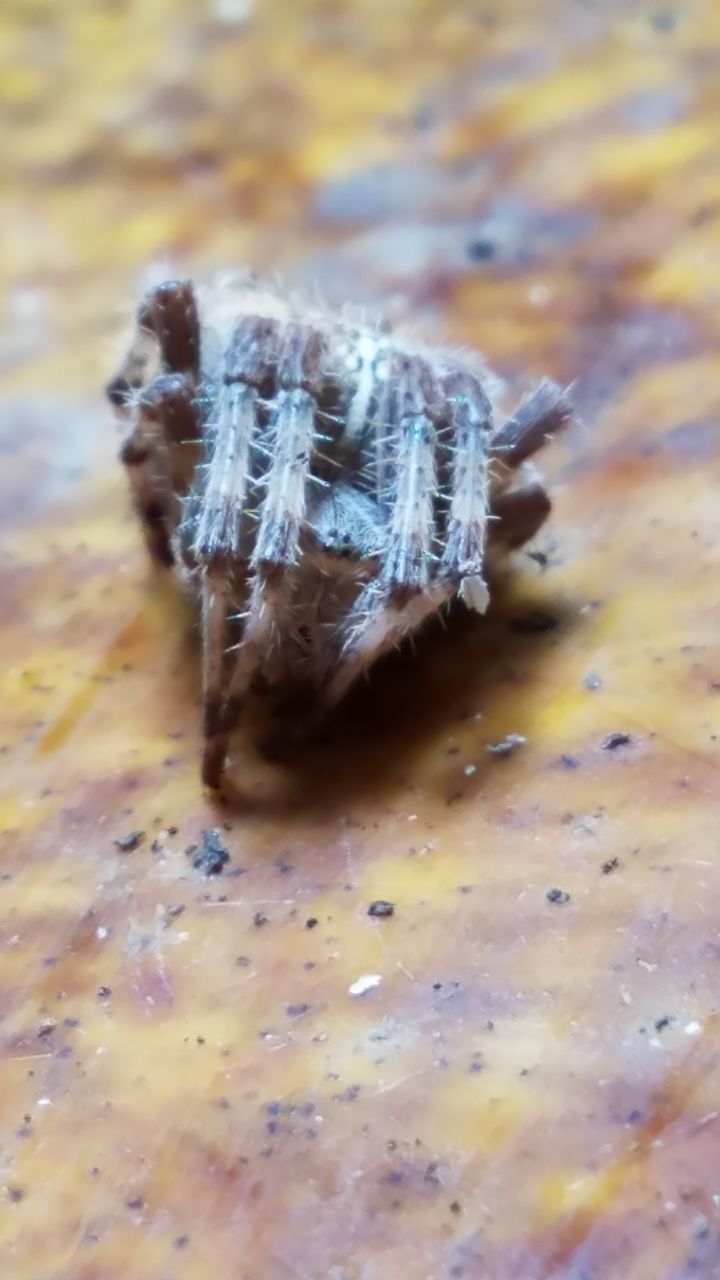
4, 0, 718, 412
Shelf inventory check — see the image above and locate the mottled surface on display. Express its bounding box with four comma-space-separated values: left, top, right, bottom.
2, 1, 720, 1277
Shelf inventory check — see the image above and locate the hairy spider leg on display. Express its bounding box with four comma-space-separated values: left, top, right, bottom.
139, 279, 201, 381
106, 279, 201, 408
491, 378, 574, 469
438, 366, 494, 613
119, 372, 199, 566
187, 315, 280, 787
322, 353, 448, 710
205, 322, 326, 784
490, 481, 552, 551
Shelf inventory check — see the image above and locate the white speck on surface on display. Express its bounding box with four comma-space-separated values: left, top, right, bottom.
407, 814, 418, 822
37, 1098, 52, 1107
487, 733, 527, 756
349, 974, 383, 997
685, 1020, 703, 1036
529, 283, 553, 308
464, 764, 477, 776
96, 926, 108, 940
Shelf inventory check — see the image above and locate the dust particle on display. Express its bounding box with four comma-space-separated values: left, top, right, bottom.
603, 732, 631, 751
466, 237, 496, 262
486, 733, 526, 757
114, 830, 144, 852
286, 1003, 311, 1018
546, 888, 570, 905
367, 900, 395, 918
188, 829, 230, 875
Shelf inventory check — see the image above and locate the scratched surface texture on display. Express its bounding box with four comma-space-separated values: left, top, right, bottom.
2, 1, 720, 1277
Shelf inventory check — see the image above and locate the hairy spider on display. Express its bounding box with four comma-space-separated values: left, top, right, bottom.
107, 272, 573, 787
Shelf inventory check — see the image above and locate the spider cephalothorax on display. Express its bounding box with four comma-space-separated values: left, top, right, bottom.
107, 272, 573, 787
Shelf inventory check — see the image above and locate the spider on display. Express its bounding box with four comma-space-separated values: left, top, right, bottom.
106, 272, 573, 787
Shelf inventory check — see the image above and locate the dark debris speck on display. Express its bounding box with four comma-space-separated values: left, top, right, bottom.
189, 829, 230, 876
305, 917, 319, 930
286, 1003, 311, 1018
466, 237, 496, 262
602, 857, 620, 875
114, 830, 144, 852
546, 888, 571, 905
97, 986, 112, 998
254, 912, 269, 928
603, 732, 632, 751
367, 899, 395, 919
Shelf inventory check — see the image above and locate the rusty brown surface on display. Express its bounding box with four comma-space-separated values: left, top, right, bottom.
3, 2, 720, 1277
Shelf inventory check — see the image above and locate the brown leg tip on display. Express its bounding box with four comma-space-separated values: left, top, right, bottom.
202, 738, 226, 789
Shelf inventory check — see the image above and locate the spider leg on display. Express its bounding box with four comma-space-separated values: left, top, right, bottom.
322, 353, 444, 709
438, 367, 494, 613
106, 279, 201, 408
199, 321, 325, 784
322, 579, 452, 711
489, 481, 552, 551
220, 326, 324, 730
188, 376, 260, 787
381, 355, 437, 600
119, 372, 199, 566
140, 371, 202, 501
491, 378, 573, 469
200, 568, 235, 789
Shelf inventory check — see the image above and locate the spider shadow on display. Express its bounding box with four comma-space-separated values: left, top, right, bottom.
217, 569, 581, 818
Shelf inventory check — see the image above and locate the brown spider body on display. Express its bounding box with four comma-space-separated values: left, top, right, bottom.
107, 273, 573, 787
